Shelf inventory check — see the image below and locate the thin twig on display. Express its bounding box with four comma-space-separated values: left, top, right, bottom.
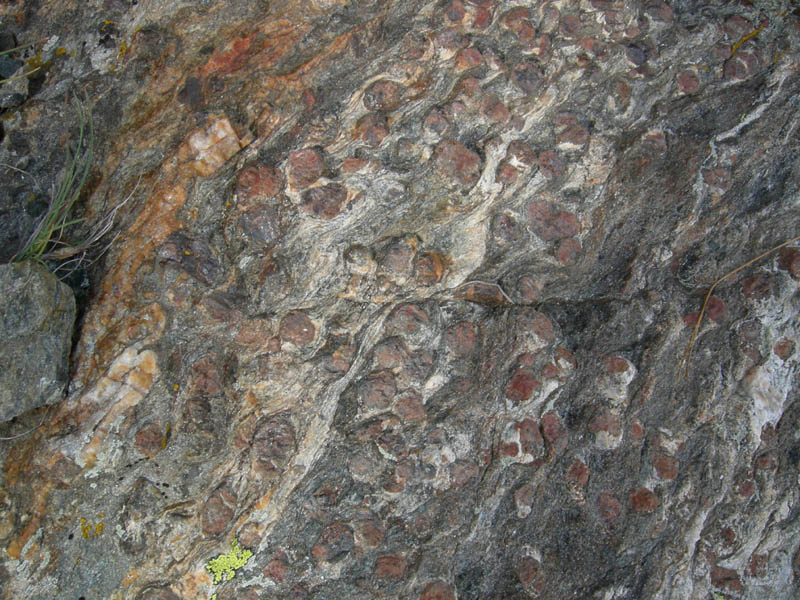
0, 66, 41, 84
0, 162, 37, 182
0, 38, 48, 57
0, 405, 51, 441
679, 235, 800, 379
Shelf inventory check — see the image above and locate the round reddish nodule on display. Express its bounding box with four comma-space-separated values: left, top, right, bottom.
238, 206, 281, 246
705, 296, 727, 323
311, 521, 354, 563
356, 112, 389, 147
386, 303, 431, 338
518, 556, 546, 591
605, 356, 630, 374
287, 148, 325, 188
556, 238, 582, 264
778, 247, 800, 279
630, 487, 660, 513
375, 554, 408, 579
511, 60, 542, 96
748, 553, 768, 578
677, 70, 699, 94
516, 417, 544, 456
394, 391, 426, 423
134, 423, 164, 456
474, 6, 491, 28
589, 410, 621, 435
736, 479, 755, 497
359, 371, 397, 411
414, 252, 446, 284
597, 491, 622, 523
279, 311, 316, 346
445, 0, 466, 23
443, 321, 478, 356
710, 565, 743, 593
456, 47, 483, 70
263, 555, 288, 582
201, 488, 236, 536
651, 455, 678, 480
419, 580, 456, 600
528, 201, 579, 240
541, 412, 567, 454
501, 442, 520, 457
567, 459, 589, 489
559, 124, 589, 146
236, 164, 282, 201
363, 79, 404, 111
506, 368, 540, 402
301, 183, 348, 219
353, 518, 384, 548
773, 338, 795, 360
435, 140, 483, 186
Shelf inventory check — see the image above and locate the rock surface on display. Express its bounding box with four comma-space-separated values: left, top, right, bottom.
0, 262, 75, 423
1, 1, 799, 599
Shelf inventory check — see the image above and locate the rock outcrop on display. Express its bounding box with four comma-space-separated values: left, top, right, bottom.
0, 1, 798, 599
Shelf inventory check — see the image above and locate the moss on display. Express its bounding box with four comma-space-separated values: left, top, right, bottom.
205, 537, 253, 585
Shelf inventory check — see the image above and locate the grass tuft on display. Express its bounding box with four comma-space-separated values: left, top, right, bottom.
8, 97, 94, 265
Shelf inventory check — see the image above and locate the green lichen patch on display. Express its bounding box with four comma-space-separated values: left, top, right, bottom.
205, 537, 252, 585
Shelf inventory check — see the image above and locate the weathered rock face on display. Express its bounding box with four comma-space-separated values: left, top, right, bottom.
0, 262, 75, 423
0, 1, 799, 599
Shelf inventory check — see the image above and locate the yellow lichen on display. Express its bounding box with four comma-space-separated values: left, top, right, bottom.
80, 518, 91, 539
79, 515, 105, 539
205, 538, 253, 585
160, 423, 171, 449
731, 24, 765, 56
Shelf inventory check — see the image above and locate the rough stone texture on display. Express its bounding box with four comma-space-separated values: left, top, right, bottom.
0, 262, 75, 423
0, 1, 799, 599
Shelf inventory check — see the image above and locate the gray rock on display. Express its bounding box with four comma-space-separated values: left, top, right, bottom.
0, 55, 22, 80
0, 261, 75, 422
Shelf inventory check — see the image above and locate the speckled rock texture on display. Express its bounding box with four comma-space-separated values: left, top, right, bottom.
0, 262, 75, 423
1, 1, 799, 599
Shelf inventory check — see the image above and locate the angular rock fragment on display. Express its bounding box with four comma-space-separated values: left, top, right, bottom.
0, 262, 75, 422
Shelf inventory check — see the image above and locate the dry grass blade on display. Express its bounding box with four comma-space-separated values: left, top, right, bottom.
47, 178, 140, 277
454, 280, 514, 304
0, 38, 47, 57
0, 39, 47, 84
45, 177, 139, 261
678, 234, 800, 379
0, 66, 40, 84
